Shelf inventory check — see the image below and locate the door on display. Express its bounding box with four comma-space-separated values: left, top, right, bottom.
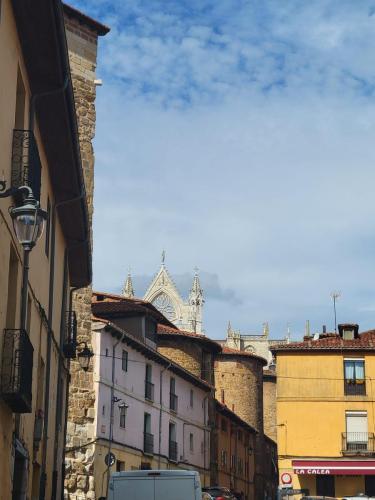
316, 475, 334, 496
365, 476, 375, 496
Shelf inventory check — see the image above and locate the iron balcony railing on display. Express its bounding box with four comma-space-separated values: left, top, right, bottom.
342, 432, 375, 454
1, 329, 34, 413
145, 380, 154, 402
344, 379, 366, 396
62, 310, 77, 359
11, 129, 41, 202
144, 432, 154, 455
169, 440, 178, 462
170, 392, 178, 412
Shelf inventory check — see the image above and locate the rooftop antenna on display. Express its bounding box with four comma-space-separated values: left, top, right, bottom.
330, 291, 341, 333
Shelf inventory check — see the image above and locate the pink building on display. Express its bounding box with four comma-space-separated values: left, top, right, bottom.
80, 292, 212, 497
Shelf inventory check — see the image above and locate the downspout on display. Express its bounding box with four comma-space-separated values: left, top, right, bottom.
158, 363, 171, 468
202, 394, 209, 486
104, 331, 126, 498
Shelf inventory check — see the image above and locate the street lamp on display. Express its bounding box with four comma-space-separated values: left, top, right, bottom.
77, 342, 94, 372
0, 182, 47, 330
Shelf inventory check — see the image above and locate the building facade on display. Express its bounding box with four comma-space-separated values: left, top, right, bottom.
215, 400, 257, 500
0, 0, 92, 498
65, 292, 211, 499
272, 324, 375, 497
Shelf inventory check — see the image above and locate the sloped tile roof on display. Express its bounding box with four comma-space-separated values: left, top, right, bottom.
271, 330, 375, 352
219, 346, 268, 365
157, 324, 222, 352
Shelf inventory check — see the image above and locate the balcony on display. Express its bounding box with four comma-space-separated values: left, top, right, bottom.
62, 310, 77, 359
344, 379, 366, 396
1, 329, 34, 413
169, 440, 178, 462
145, 380, 154, 402
170, 392, 178, 412
144, 432, 154, 455
11, 129, 41, 202
342, 432, 375, 455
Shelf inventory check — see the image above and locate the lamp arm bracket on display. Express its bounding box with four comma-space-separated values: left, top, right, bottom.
0, 182, 34, 201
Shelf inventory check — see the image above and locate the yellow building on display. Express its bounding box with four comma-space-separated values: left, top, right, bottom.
272, 324, 375, 498
0, 0, 91, 498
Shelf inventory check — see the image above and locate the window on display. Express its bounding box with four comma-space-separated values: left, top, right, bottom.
45, 198, 51, 257
221, 418, 227, 432
189, 433, 194, 452
344, 359, 365, 395
143, 413, 153, 454
231, 455, 236, 471
14, 67, 26, 129
238, 457, 243, 475
102, 405, 105, 416
145, 364, 154, 401
116, 460, 125, 472
169, 422, 177, 461
105, 348, 109, 357
120, 405, 126, 428
221, 389, 225, 403
170, 377, 177, 412
190, 389, 194, 408
221, 450, 227, 467
345, 411, 368, 451
6, 244, 19, 329
122, 350, 128, 372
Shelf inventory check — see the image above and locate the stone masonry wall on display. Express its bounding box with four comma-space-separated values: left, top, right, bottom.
263, 374, 277, 441
63, 13, 101, 500
157, 339, 203, 379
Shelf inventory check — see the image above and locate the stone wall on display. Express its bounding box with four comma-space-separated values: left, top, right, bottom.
263, 372, 277, 441
63, 12, 102, 500
214, 356, 264, 433
157, 339, 203, 379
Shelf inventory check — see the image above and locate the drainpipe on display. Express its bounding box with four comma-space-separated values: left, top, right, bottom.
202, 394, 209, 486
104, 331, 126, 498
158, 363, 171, 468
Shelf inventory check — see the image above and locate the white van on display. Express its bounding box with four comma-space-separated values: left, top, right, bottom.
107, 469, 203, 500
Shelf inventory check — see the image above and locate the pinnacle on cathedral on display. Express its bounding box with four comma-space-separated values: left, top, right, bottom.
189, 268, 204, 306
122, 271, 135, 298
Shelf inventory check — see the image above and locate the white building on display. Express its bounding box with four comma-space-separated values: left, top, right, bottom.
88, 292, 211, 494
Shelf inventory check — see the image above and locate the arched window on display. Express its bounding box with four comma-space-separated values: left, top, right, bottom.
152, 293, 176, 321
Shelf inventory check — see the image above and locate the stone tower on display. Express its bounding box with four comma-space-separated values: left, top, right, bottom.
142, 256, 204, 333
62, 5, 109, 500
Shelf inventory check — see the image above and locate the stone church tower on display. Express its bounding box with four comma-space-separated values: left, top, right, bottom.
128, 255, 204, 333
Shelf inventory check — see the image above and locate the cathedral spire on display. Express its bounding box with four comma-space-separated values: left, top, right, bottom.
122, 270, 135, 298
189, 267, 204, 305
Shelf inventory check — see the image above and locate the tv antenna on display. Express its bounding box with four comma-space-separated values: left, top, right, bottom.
330, 291, 341, 333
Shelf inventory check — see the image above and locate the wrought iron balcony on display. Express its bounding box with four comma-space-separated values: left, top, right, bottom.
342, 432, 375, 454
344, 379, 366, 396
145, 380, 154, 402
169, 440, 178, 462
144, 432, 154, 455
170, 392, 178, 412
11, 129, 41, 202
1, 329, 34, 413
62, 310, 77, 359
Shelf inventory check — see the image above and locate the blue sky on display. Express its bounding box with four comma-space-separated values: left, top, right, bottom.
71, 0, 375, 339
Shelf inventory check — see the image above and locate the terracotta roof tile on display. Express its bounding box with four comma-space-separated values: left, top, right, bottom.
219, 346, 268, 365
272, 330, 375, 352
157, 324, 222, 352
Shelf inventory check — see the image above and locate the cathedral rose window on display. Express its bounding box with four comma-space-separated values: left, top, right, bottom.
152, 293, 176, 321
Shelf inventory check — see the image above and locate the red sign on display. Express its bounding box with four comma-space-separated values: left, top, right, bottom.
293, 460, 375, 475
281, 473, 292, 485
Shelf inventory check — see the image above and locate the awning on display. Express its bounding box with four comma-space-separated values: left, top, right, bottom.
293, 460, 375, 475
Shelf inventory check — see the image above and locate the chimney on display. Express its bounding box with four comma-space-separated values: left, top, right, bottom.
322, 325, 326, 334
338, 323, 359, 340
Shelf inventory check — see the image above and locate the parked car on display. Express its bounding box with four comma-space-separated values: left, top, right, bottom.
202, 486, 237, 500
108, 470, 203, 500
